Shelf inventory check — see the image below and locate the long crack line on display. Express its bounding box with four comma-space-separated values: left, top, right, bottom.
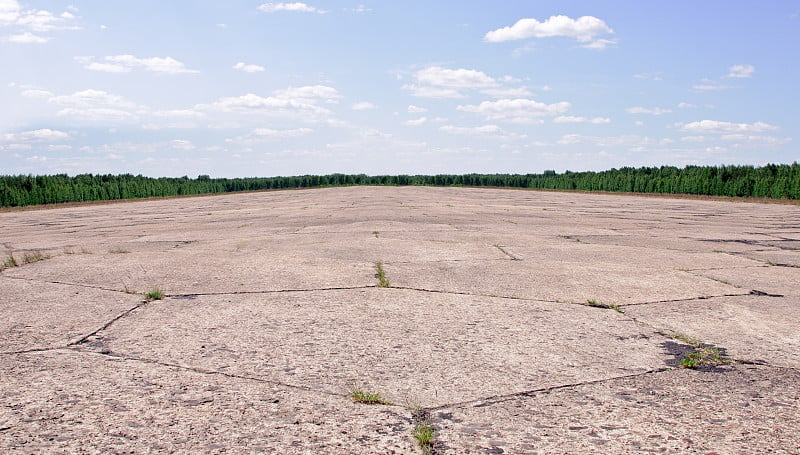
64, 346, 350, 400
426, 367, 673, 412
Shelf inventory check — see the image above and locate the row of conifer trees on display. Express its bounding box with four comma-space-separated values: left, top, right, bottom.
1, 163, 798, 208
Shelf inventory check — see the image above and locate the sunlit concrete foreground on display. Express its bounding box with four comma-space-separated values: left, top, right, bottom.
1, 186, 798, 454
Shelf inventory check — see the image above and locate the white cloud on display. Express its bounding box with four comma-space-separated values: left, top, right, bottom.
485, 15, 613, 43
415, 66, 497, 89
439, 124, 502, 135
678, 102, 697, 109
457, 98, 570, 124
20, 88, 54, 99
407, 105, 427, 113
77, 55, 198, 74
0, 0, 20, 23
351, 5, 371, 13
84, 62, 130, 73
581, 38, 617, 50
2, 128, 71, 142
274, 85, 342, 103
553, 115, 610, 124
351, 101, 376, 110
403, 66, 504, 98
626, 107, 672, 115
480, 87, 533, 98
258, 2, 323, 13
403, 117, 427, 126
227, 127, 313, 144
49, 89, 139, 109
106, 55, 199, 74
678, 120, 778, 134
726, 64, 755, 78
402, 84, 464, 99
692, 78, 731, 91
15, 9, 80, 32
4, 31, 48, 43
233, 62, 265, 73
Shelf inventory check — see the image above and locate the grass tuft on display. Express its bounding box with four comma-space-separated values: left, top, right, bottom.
349, 389, 392, 405
585, 299, 624, 313
376, 261, 390, 288
22, 251, 49, 264
1, 253, 18, 271
109, 246, 131, 254
144, 288, 165, 301
413, 422, 435, 454
673, 333, 730, 369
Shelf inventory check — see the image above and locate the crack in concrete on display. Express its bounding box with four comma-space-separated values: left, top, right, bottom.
492, 244, 520, 261
426, 368, 673, 412
164, 285, 376, 299
65, 346, 355, 401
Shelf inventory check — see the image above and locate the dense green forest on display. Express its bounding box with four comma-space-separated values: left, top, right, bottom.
1, 163, 799, 208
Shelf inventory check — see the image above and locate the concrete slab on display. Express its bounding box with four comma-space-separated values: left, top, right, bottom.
0, 276, 142, 353
90, 288, 670, 408
433, 364, 800, 454
625, 295, 800, 368
0, 349, 412, 454
1, 186, 799, 453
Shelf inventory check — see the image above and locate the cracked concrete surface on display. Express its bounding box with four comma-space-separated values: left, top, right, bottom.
1, 186, 799, 454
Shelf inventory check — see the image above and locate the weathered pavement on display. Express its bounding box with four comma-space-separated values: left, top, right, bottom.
1, 186, 798, 454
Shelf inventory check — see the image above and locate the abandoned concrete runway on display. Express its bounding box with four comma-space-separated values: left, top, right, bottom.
1, 186, 798, 454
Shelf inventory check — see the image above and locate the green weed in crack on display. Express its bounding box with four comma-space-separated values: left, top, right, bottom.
585, 299, 624, 313
22, 251, 49, 264
411, 407, 435, 455
672, 333, 730, 369
376, 261, 390, 288
349, 389, 393, 405
144, 288, 165, 301
1, 253, 18, 271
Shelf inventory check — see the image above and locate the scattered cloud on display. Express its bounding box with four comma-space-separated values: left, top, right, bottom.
403, 66, 508, 98
481, 87, 533, 98
0, 0, 20, 23
351, 101, 376, 110
626, 107, 672, 115
407, 105, 427, 113
581, 38, 617, 50
227, 127, 313, 144
678, 102, 698, 109
258, 2, 324, 13
726, 64, 755, 78
439, 124, 527, 140
350, 5, 371, 13
553, 115, 611, 124
4, 31, 48, 43
15, 9, 80, 32
678, 120, 778, 134
692, 78, 731, 92
484, 15, 614, 50
233, 62, 265, 73
2, 128, 71, 142
634, 72, 663, 81
84, 55, 200, 74
403, 117, 427, 126
457, 98, 570, 124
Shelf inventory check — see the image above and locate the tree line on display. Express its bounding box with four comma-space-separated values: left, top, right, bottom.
1, 163, 799, 208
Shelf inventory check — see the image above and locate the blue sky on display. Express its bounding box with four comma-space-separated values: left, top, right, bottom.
1, 1, 798, 177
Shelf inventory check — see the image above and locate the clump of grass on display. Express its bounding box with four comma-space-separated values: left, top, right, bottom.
585, 299, 624, 313
109, 246, 131, 254
22, 251, 49, 264
673, 333, 729, 369
375, 261, 390, 288
1, 253, 18, 271
413, 422, 435, 454
144, 288, 165, 301
349, 389, 392, 405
